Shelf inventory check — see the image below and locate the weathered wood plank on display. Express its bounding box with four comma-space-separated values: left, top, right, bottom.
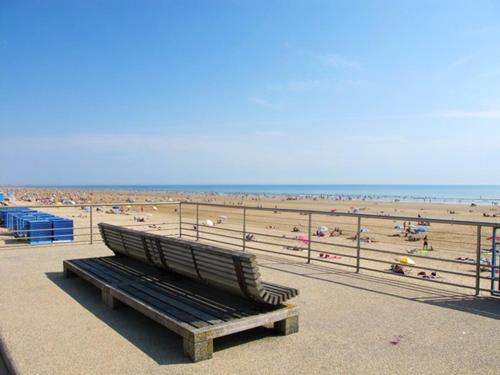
118, 284, 210, 329
64, 256, 299, 362
99, 223, 299, 305
194, 305, 299, 340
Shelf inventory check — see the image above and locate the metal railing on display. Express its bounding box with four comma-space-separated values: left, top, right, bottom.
0, 202, 181, 249
1, 200, 499, 296
178, 201, 500, 297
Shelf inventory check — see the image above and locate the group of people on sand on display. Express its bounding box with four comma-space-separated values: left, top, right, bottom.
329, 227, 343, 237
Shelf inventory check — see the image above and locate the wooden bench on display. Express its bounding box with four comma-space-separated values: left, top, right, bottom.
63, 224, 299, 361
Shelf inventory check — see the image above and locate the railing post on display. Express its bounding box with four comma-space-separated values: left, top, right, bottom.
196, 203, 199, 241
356, 216, 361, 272
307, 213, 312, 264
492, 227, 497, 294
89, 206, 93, 244
475, 225, 481, 296
242, 208, 247, 251
179, 202, 182, 238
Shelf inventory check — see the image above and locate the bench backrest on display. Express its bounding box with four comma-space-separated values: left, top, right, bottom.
98, 223, 263, 301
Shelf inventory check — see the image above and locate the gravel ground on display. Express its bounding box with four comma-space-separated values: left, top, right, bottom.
0, 243, 499, 375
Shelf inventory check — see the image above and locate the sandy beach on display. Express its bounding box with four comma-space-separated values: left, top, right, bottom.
1, 186, 499, 294
1, 187, 500, 373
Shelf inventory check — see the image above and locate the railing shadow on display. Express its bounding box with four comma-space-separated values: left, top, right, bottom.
45, 271, 277, 365
256, 254, 500, 320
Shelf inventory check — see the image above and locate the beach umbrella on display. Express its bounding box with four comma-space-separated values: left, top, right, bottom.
398, 256, 415, 265
415, 227, 428, 233
297, 235, 310, 245
317, 225, 328, 233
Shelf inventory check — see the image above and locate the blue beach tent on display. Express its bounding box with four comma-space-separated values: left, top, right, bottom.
26, 220, 53, 244
49, 218, 74, 242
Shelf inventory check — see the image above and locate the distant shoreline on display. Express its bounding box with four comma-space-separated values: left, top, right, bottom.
2, 184, 500, 205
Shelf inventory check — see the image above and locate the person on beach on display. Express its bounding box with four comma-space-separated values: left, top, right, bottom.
423, 235, 429, 250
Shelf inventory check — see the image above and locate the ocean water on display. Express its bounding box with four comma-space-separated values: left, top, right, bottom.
25, 184, 500, 204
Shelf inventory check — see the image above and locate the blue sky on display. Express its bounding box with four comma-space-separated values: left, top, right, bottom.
1, 0, 500, 185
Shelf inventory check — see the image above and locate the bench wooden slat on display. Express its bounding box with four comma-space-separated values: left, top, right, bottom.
99, 223, 298, 306
97, 257, 256, 318
73, 259, 131, 285
123, 283, 222, 326
64, 256, 299, 362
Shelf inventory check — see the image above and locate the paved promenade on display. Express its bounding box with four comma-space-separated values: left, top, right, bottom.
0, 244, 499, 374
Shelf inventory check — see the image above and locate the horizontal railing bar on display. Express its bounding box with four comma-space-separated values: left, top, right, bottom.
180, 219, 498, 283
119, 222, 178, 227
181, 222, 490, 267
357, 256, 477, 278
310, 247, 359, 260
357, 265, 477, 290
246, 237, 305, 250
4, 200, 500, 227
197, 229, 243, 242
8, 228, 77, 234
243, 244, 308, 260
180, 222, 242, 234
357, 245, 485, 266
0, 202, 181, 209
183, 233, 241, 248
4, 233, 78, 240
310, 238, 359, 250
189, 226, 359, 259
0, 240, 93, 250
309, 257, 358, 269
182, 221, 311, 243
5, 223, 178, 235
480, 275, 495, 280
4, 221, 178, 231
182, 201, 500, 227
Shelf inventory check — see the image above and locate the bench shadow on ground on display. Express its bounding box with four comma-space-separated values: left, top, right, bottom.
257, 255, 500, 320
45, 271, 278, 365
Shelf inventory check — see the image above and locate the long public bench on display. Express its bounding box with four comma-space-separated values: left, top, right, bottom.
63, 223, 299, 361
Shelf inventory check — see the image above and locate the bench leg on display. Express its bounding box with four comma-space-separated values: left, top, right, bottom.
101, 289, 121, 309
63, 264, 76, 278
274, 315, 299, 335
183, 337, 213, 362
